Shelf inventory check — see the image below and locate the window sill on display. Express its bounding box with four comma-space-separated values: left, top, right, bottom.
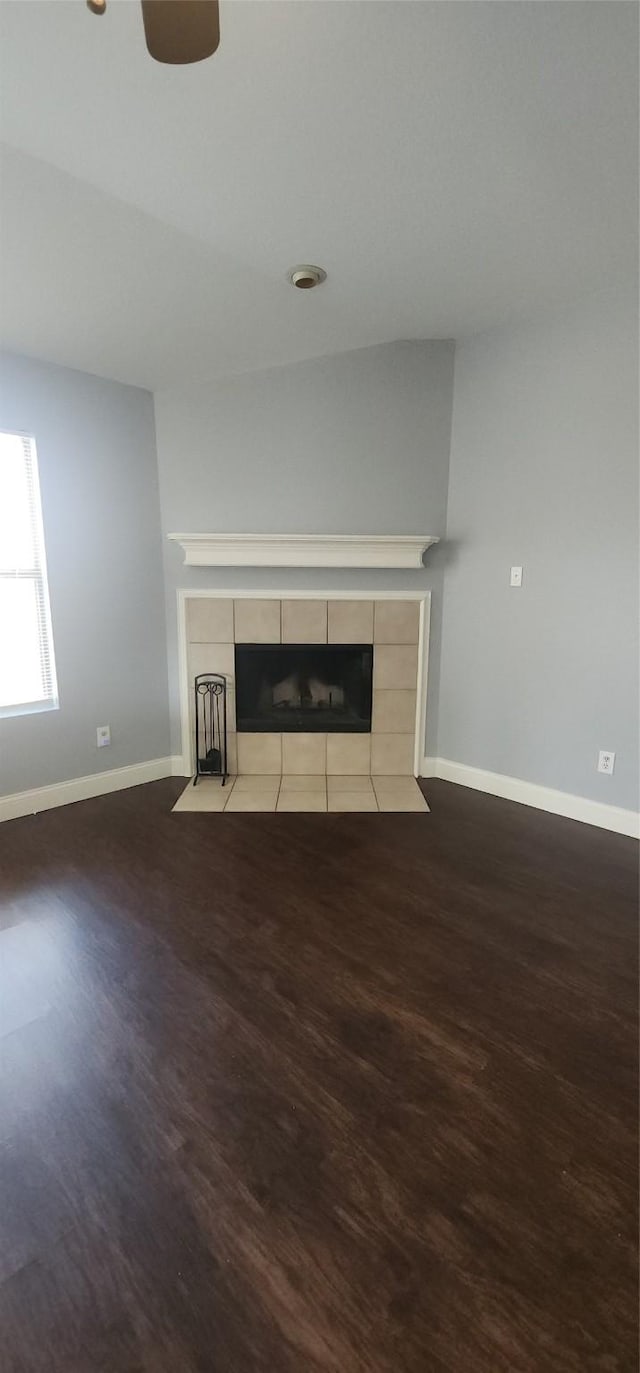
0, 698, 60, 721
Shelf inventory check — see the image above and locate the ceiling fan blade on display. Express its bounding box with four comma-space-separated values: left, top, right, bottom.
140, 0, 220, 65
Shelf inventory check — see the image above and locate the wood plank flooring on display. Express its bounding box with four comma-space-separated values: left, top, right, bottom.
0, 778, 637, 1372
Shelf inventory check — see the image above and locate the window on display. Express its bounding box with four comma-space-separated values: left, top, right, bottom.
0, 431, 58, 717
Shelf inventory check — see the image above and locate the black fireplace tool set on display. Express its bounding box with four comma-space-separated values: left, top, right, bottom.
193, 674, 228, 785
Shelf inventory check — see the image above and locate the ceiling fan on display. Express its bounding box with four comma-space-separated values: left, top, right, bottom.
87, 0, 220, 66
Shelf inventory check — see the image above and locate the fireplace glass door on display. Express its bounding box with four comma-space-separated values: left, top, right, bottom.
235, 643, 373, 733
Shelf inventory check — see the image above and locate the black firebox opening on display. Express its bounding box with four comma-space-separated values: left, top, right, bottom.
235, 643, 373, 733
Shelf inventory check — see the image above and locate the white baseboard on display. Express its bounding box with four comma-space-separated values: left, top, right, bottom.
0, 755, 181, 824
4, 750, 636, 838
420, 756, 639, 839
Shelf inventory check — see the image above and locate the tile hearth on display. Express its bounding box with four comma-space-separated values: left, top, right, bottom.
172, 775, 430, 814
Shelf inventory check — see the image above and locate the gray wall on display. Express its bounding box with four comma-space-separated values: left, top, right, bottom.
154, 341, 455, 756
7, 304, 634, 810
438, 287, 639, 811
0, 352, 170, 794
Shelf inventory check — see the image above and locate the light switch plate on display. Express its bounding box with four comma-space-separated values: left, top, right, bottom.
510, 566, 523, 587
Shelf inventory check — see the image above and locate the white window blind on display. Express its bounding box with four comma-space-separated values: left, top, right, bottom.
0, 431, 59, 717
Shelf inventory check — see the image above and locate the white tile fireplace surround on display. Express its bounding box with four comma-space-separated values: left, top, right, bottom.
176, 590, 431, 812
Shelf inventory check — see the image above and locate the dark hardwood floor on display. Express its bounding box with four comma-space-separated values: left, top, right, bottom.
0, 778, 637, 1373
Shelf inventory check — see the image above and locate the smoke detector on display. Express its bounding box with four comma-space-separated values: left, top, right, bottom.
288, 264, 327, 290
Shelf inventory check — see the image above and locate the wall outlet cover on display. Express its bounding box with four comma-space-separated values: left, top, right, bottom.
597, 750, 615, 775
97, 725, 111, 748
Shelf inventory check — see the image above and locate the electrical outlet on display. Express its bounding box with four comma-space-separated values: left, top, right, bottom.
510, 566, 523, 587
97, 725, 111, 749
597, 750, 615, 775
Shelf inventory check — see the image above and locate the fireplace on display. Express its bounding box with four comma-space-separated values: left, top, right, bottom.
235, 643, 373, 733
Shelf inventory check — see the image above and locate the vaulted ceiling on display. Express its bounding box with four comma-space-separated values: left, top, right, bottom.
0, 1, 637, 390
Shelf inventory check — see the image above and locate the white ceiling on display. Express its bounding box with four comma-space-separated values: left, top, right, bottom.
0, 1, 637, 390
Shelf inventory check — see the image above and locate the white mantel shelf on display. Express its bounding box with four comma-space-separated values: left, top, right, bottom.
168, 533, 439, 570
